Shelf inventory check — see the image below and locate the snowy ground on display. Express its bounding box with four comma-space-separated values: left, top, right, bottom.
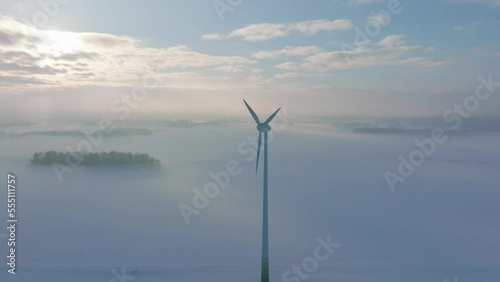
1, 265, 498, 282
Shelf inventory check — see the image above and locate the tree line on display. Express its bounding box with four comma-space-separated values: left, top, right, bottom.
31, 151, 161, 166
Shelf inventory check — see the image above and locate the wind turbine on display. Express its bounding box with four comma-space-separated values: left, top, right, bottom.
243, 99, 281, 282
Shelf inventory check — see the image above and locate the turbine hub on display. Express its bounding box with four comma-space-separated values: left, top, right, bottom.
257, 123, 271, 133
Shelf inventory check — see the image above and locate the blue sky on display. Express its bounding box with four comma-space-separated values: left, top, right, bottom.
0, 0, 499, 117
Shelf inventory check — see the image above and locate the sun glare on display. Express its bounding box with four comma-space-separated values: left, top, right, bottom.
41, 30, 82, 54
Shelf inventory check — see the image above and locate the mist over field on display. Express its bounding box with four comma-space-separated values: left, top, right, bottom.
1, 0, 500, 281
0, 116, 500, 281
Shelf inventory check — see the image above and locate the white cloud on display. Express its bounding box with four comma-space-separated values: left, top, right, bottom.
228, 19, 352, 41
201, 33, 223, 40
214, 65, 245, 73
377, 35, 407, 48
228, 23, 289, 41
252, 46, 323, 59
276, 36, 456, 71
246, 75, 263, 82
273, 72, 331, 79
275, 62, 302, 71
0, 16, 253, 90
157, 72, 202, 79
293, 19, 352, 35
250, 68, 264, 74
396, 57, 458, 68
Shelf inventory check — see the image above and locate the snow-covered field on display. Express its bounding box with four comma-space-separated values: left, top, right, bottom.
2, 265, 499, 282
0, 123, 499, 281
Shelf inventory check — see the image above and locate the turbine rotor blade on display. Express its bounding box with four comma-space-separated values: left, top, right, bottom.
256, 131, 262, 174
243, 99, 260, 124
264, 107, 281, 124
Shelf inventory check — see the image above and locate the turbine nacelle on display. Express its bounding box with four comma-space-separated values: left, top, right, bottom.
257, 123, 271, 133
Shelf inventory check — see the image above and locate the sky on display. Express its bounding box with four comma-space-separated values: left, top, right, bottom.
0, 0, 499, 117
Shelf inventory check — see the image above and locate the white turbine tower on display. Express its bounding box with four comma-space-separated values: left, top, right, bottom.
243, 99, 281, 282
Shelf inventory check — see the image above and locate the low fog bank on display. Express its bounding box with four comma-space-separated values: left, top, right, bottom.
2, 114, 500, 139
0, 123, 499, 270
1, 79, 500, 121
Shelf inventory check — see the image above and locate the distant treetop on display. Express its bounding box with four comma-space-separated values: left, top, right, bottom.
31, 151, 161, 166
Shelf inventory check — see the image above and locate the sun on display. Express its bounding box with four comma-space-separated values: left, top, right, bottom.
41, 30, 82, 54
